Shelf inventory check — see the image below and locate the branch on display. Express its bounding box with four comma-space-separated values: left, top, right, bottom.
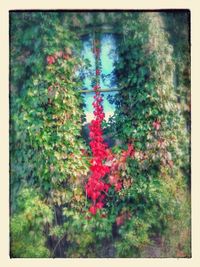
51, 234, 66, 258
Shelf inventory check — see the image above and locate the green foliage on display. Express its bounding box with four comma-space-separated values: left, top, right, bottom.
105, 12, 190, 256
109, 12, 189, 183
10, 12, 80, 94
10, 18, 89, 209
162, 12, 191, 184
160, 190, 191, 257
10, 11, 190, 258
12, 59, 88, 189
10, 188, 53, 257
10, 11, 90, 258
163, 11, 190, 128
62, 208, 114, 257
115, 217, 150, 257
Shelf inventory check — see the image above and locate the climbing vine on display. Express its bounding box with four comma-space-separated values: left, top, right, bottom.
107, 12, 190, 257
86, 84, 110, 214
10, 11, 190, 258
85, 38, 110, 214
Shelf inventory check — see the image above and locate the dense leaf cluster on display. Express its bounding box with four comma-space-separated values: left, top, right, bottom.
106, 13, 190, 256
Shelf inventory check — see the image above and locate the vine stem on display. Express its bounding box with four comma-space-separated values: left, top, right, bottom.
51, 234, 66, 258
53, 207, 62, 257
102, 190, 112, 198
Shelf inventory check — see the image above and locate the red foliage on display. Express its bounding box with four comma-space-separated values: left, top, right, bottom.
85, 41, 111, 214
47, 55, 55, 65
46, 50, 70, 65
116, 215, 125, 226
54, 50, 63, 59
153, 120, 161, 131
93, 47, 100, 58
107, 143, 135, 193
85, 39, 136, 215
85, 81, 110, 214
86, 118, 135, 214
89, 205, 97, 215
116, 211, 131, 226
96, 69, 100, 75
86, 93, 135, 214
63, 53, 70, 60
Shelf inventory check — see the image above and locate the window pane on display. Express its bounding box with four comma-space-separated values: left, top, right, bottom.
81, 33, 118, 123
100, 33, 117, 88
81, 34, 95, 90
100, 33, 117, 122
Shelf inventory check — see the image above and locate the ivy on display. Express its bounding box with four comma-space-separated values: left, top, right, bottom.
10, 11, 190, 258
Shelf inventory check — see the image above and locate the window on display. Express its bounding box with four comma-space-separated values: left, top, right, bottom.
80, 32, 118, 123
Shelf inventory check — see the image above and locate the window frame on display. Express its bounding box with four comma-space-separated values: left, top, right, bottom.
77, 28, 121, 94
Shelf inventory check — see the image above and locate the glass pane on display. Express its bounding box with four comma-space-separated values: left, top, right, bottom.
100, 33, 117, 121
80, 34, 95, 123
100, 33, 117, 88
83, 92, 95, 123
81, 34, 95, 90
81, 33, 118, 123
